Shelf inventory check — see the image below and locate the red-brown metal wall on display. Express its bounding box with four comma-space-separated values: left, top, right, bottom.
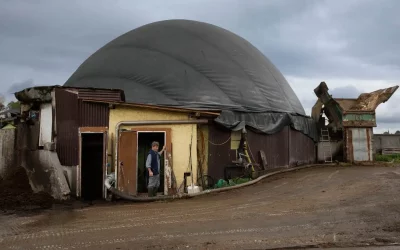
247, 127, 290, 168
207, 124, 235, 181
207, 125, 316, 181
55, 88, 119, 166
78, 100, 109, 127
55, 88, 79, 166
288, 128, 316, 165
77, 89, 124, 102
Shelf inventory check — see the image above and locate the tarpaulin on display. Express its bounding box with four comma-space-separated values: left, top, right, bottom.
215, 111, 318, 141
64, 19, 317, 141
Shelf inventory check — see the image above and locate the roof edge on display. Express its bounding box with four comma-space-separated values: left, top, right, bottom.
82, 99, 221, 116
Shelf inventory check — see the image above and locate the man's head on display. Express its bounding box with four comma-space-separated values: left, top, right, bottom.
151, 141, 159, 151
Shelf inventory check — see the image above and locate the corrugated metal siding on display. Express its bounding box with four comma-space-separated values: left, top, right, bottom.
78, 100, 109, 127
77, 89, 123, 102
207, 124, 233, 181
55, 88, 79, 166
207, 125, 317, 180
55, 89, 111, 166
289, 128, 316, 165
247, 127, 290, 168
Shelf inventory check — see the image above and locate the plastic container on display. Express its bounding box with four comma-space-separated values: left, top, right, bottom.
187, 185, 201, 194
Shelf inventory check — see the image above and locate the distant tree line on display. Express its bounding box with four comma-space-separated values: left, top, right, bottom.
0, 99, 21, 111
383, 130, 400, 135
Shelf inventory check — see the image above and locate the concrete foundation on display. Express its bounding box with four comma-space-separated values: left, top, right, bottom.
20, 150, 71, 200
62, 165, 77, 196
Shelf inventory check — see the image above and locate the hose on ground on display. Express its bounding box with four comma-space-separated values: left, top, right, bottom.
104, 173, 186, 202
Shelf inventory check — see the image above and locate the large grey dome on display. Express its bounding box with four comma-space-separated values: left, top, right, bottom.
64, 19, 305, 115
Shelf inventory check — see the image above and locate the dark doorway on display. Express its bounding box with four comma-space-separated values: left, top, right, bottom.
81, 133, 104, 201
137, 132, 165, 194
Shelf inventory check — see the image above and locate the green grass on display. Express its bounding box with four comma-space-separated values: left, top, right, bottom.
375, 154, 400, 162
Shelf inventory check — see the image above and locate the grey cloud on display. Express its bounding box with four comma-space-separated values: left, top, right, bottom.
3, 0, 400, 83
329, 85, 361, 99
1, 0, 400, 130
376, 114, 400, 124
7, 79, 35, 94
299, 85, 361, 111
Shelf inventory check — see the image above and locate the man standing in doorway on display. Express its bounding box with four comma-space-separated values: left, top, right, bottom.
146, 141, 165, 197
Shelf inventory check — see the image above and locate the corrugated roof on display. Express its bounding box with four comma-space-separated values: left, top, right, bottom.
15, 85, 125, 103
82, 100, 220, 116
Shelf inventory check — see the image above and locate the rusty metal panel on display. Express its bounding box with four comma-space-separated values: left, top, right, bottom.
55, 88, 111, 166
289, 128, 316, 166
78, 100, 109, 127
207, 124, 232, 181
342, 113, 376, 127
117, 131, 137, 195
55, 88, 79, 166
350, 128, 373, 161
351, 85, 399, 111
344, 128, 353, 162
247, 127, 289, 169
77, 89, 123, 102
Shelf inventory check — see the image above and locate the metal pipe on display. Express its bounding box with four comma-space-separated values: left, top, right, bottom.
105, 176, 186, 201
114, 119, 208, 189
105, 164, 327, 202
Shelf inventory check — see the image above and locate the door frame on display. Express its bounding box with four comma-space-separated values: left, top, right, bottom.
136, 131, 166, 195
132, 128, 171, 196
78, 127, 108, 199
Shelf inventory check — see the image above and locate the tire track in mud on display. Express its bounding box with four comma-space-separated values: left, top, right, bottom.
25, 220, 369, 250
2, 201, 392, 244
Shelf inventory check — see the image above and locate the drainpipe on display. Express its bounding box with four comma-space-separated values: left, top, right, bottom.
114, 119, 209, 194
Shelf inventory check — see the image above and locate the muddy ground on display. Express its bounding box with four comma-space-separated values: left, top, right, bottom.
0, 167, 54, 212
1, 165, 400, 249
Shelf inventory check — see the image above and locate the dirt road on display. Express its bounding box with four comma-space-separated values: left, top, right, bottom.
1, 165, 400, 249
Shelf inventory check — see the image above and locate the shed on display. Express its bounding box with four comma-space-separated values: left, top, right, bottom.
312, 82, 399, 162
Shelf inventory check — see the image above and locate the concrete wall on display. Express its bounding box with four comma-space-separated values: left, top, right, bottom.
62, 165, 77, 196
317, 141, 343, 162
0, 128, 16, 179
374, 134, 400, 153
20, 150, 70, 200
16, 121, 70, 200
109, 106, 198, 193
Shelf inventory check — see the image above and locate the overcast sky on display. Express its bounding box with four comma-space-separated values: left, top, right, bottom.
1, 0, 399, 133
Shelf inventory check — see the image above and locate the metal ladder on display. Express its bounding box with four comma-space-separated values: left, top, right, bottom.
320, 128, 333, 163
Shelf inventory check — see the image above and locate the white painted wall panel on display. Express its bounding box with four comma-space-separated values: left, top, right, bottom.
39, 103, 53, 146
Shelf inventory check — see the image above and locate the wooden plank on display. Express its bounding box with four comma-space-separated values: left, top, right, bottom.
259, 150, 268, 170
